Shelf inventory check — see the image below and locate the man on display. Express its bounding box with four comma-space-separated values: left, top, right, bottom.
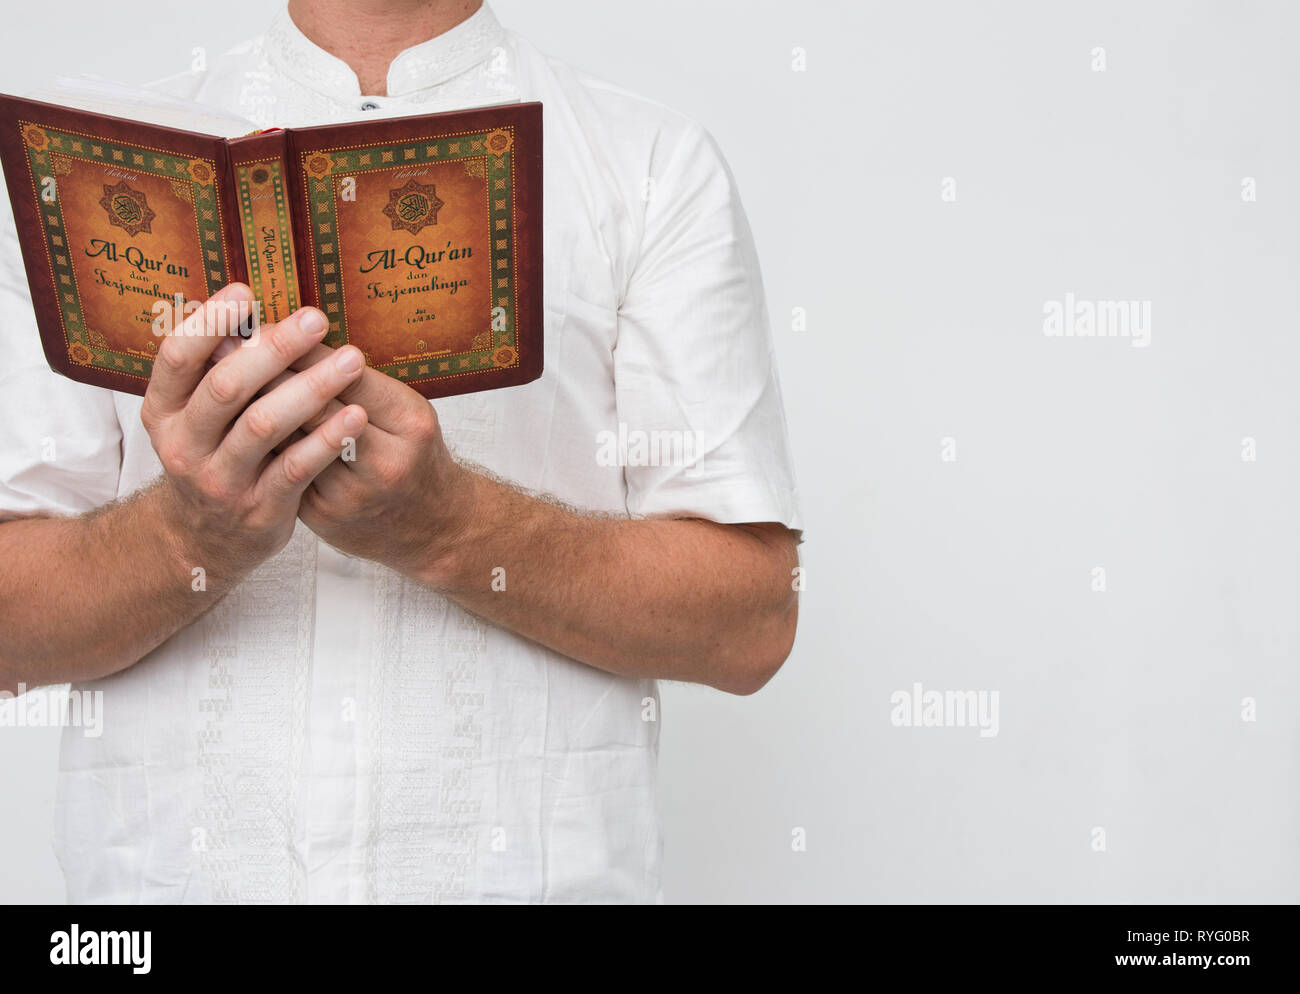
0, 0, 801, 903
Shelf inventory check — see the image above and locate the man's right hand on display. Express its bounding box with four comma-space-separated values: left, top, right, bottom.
140, 283, 369, 581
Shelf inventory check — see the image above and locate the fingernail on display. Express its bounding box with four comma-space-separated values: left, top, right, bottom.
344, 408, 365, 432
210, 282, 246, 302
299, 309, 328, 337
336, 347, 363, 373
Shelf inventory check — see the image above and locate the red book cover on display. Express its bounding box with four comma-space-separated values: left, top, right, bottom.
0, 94, 543, 400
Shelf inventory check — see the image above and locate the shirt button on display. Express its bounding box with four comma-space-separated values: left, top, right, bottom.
360, 100, 380, 111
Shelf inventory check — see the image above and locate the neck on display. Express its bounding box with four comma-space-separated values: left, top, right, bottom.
287, 0, 483, 96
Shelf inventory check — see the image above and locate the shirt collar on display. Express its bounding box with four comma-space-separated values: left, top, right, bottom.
265, 2, 506, 102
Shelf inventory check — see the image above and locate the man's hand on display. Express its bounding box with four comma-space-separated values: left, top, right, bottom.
264, 346, 798, 696
279, 347, 475, 583
140, 284, 370, 582
0, 285, 376, 687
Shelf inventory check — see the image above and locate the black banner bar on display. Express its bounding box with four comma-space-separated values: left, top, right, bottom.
0, 904, 1283, 982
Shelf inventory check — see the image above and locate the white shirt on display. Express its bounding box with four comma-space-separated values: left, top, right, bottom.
0, 3, 800, 903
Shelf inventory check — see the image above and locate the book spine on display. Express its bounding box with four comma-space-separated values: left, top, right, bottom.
281, 128, 321, 324
223, 130, 301, 326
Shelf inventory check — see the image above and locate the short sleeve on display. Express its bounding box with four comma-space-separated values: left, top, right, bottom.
0, 177, 123, 517
613, 121, 801, 531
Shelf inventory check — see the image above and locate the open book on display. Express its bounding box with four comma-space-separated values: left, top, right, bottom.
0, 79, 542, 399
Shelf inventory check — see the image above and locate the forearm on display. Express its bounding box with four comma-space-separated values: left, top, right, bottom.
418, 468, 800, 695
0, 481, 234, 692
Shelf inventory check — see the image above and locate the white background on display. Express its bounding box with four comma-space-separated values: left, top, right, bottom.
2, 0, 1297, 902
